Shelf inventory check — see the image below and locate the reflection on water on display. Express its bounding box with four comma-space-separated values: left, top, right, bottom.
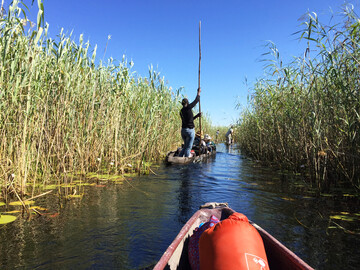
0, 144, 359, 269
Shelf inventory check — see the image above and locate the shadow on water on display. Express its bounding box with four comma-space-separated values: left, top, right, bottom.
0, 143, 359, 269
177, 167, 192, 224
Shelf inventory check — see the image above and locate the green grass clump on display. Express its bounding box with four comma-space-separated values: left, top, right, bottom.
236, 6, 360, 191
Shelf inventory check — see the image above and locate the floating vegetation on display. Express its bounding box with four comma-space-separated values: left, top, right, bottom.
150, 165, 161, 168
123, 173, 139, 178
26, 183, 42, 187
9, 201, 35, 206
66, 195, 83, 199
281, 197, 296, 202
320, 194, 334, 198
330, 214, 360, 222
30, 206, 48, 211
86, 173, 125, 182
246, 183, 258, 187
112, 178, 125, 184
62, 172, 83, 178
0, 215, 17, 225
61, 184, 75, 188
342, 194, 356, 198
328, 220, 360, 235
113, 181, 124, 185
72, 180, 83, 183
2, 210, 21, 214
44, 185, 60, 190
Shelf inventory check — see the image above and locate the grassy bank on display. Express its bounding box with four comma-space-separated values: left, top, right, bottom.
236, 6, 360, 191
0, 1, 183, 196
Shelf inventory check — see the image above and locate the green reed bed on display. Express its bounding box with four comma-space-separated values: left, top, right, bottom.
237, 6, 360, 191
0, 0, 182, 196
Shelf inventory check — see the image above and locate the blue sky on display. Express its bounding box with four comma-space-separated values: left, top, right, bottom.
7, 0, 358, 126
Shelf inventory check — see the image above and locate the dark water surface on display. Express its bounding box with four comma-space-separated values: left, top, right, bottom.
1, 144, 359, 269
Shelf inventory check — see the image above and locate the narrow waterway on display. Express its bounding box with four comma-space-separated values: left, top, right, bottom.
0, 144, 359, 269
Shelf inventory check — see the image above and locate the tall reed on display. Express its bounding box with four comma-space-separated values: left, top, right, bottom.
0, 1, 183, 195
237, 5, 360, 191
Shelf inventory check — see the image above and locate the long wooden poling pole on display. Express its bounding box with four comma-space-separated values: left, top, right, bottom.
198, 21, 202, 139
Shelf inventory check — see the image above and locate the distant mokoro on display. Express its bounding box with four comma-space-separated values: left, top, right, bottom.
165, 150, 216, 165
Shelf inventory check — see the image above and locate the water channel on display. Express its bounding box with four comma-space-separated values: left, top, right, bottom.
0, 144, 359, 269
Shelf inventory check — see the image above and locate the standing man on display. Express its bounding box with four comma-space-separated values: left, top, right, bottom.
225, 125, 234, 145
215, 129, 220, 142
179, 88, 201, 157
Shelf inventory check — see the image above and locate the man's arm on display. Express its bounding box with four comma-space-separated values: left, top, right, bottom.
194, 112, 202, 120
188, 88, 201, 109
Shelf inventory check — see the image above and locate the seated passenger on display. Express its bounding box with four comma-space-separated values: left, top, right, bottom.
193, 131, 206, 155
203, 134, 216, 152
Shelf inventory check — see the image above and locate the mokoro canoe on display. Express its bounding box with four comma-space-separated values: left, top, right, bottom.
154, 202, 313, 270
165, 150, 216, 165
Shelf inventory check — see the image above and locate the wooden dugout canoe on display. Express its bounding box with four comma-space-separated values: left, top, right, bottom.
154, 203, 313, 270
165, 150, 216, 165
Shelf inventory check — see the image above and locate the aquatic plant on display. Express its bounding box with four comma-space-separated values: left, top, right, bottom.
237, 5, 360, 191
0, 0, 183, 196
0, 214, 17, 224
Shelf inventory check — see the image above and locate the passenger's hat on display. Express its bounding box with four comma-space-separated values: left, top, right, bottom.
204, 134, 211, 141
